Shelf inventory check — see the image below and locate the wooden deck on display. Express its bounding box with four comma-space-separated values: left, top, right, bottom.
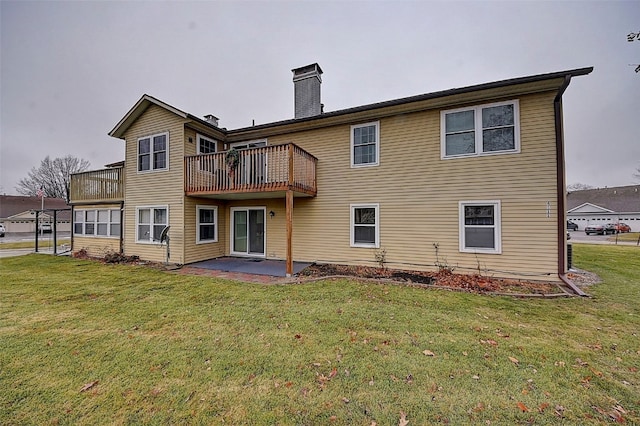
69, 166, 124, 204
185, 143, 317, 198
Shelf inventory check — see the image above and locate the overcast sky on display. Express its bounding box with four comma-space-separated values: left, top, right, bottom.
1, 0, 638, 195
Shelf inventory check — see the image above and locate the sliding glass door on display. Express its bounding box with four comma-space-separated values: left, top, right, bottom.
231, 207, 265, 256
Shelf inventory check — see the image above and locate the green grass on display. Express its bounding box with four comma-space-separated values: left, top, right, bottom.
1, 245, 638, 425
0, 238, 70, 250
607, 232, 640, 243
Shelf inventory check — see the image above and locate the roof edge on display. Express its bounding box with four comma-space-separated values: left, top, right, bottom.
108, 94, 189, 139
229, 66, 593, 133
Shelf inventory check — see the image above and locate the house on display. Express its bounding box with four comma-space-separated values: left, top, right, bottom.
69, 64, 592, 283
0, 195, 71, 233
567, 185, 640, 231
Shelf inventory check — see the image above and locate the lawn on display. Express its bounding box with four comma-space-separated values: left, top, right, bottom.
0, 245, 638, 425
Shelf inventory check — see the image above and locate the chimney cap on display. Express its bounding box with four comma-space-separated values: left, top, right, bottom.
292, 63, 323, 82
204, 114, 219, 127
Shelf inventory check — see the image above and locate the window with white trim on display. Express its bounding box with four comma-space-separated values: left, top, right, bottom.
350, 203, 380, 248
197, 206, 218, 243
459, 201, 501, 253
138, 132, 168, 172
442, 100, 519, 158
197, 134, 217, 154
73, 209, 120, 238
351, 121, 379, 167
136, 206, 168, 243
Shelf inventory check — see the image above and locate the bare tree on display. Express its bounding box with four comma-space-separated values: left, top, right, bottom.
567, 182, 594, 192
634, 166, 640, 182
15, 155, 91, 203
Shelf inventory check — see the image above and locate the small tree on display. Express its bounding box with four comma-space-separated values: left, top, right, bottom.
567, 183, 594, 192
15, 155, 91, 203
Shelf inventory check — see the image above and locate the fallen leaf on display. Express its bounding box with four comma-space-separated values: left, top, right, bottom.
399, 411, 409, 426
80, 381, 98, 392
342, 397, 350, 403
329, 368, 337, 378
517, 402, 529, 412
423, 350, 435, 356
508, 356, 519, 365
538, 402, 549, 413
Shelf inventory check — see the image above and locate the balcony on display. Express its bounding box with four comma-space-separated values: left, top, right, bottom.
185, 143, 317, 199
70, 166, 124, 204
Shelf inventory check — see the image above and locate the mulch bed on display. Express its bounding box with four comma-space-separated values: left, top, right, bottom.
298, 263, 578, 296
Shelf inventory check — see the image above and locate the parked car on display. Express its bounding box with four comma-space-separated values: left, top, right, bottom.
584, 224, 612, 235
613, 223, 631, 233
0, 224, 5, 237
38, 223, 52, 233
567, 220, 578, 231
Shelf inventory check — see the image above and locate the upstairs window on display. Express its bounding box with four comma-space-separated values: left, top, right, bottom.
442, 100, 519, 158
138, 132, 168, 172
197, 134, 217, 154
351, 122, 379, 167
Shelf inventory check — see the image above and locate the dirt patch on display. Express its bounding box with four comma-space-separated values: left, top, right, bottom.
299, 263, 574, 295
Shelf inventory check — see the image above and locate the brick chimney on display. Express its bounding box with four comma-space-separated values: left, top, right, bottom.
292, 63, 323, 119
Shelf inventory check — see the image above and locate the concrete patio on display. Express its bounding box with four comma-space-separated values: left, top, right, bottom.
187, 257, 312, 278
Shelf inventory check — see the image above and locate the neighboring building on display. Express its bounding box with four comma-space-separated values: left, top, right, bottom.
0, 195, 71, 233
70, 64, 592, 282
567, 185, 640, 231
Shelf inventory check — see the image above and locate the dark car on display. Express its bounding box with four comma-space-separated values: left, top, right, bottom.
567, 220, 578, 231
585, 223, 611, 235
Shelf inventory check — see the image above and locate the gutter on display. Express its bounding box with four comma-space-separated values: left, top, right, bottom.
554, 71, 591, 297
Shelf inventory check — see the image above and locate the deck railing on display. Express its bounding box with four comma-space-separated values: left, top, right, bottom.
70, 167, 124, 203
185, 143, 317, 196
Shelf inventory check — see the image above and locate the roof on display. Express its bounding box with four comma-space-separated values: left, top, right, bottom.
108, 67, 593, 140
567, 185, 640, 213
0, 195, 71, 220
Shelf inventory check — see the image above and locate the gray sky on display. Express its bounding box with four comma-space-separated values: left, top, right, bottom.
1, 0, 638, 195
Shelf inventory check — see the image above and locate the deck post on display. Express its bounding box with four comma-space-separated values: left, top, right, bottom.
286, 143, 294, 277
286, 189, 293, 277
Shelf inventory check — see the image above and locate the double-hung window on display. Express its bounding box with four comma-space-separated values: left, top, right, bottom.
459, 201, 501, 254
137, 206, 168, 243
73, 209, 121, 238
138, 132, 168, 172
442, 100, 519, 158
196, 206, 218, 243
351, 121, 379, 167
197, 134, 217, 154
350, 203, 380, 248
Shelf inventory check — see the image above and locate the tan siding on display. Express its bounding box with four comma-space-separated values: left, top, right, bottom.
122, 105, 187, 263
183, 197, 227, 264
72, 203, 121, 257
260, 91, 560, 280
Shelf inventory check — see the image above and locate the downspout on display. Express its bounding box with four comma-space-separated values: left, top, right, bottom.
70, 205, 74, 254
554, 75, 587, 297
119, 201, 124, 254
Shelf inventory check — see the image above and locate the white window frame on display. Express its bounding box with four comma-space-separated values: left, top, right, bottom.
73, 208, 120, 238
137, 132, 169, 173
350, 203, 380, 248
136, 205, 169, 244
350, 121, 380, 168
197, 133, 217, 154
459, 200, 502, 254
441, 100, 520, 159
196, 205, 218, 244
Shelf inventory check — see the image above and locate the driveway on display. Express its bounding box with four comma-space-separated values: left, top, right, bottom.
569, 231, 639, 245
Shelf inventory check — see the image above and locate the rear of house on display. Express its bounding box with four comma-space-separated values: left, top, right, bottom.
70, 64, 592, 282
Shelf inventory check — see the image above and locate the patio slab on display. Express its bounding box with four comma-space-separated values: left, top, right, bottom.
188, 257, 312, 277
